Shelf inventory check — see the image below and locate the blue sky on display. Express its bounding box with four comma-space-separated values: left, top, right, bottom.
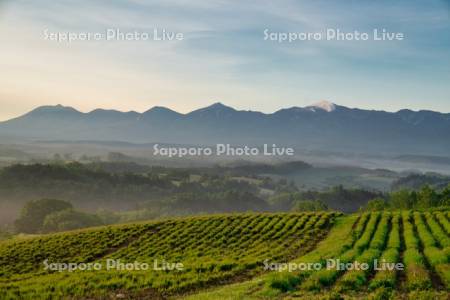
0, 0, 449, 120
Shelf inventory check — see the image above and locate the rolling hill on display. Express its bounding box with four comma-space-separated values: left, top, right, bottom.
1, 210, 448, 299
185, 210, 450, 300
0, 212, 337, 299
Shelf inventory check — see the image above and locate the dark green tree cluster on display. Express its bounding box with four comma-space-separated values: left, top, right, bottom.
292, 199, 328, 212
364, 184, 449, 211
14, 199, 103, 233
14, 199, 73, 233
268, 186, 380, 213
42, 209, 103, 232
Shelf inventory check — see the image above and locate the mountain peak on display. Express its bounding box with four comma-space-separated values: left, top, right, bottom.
206, 102, 235, 111
188, 102, 236, 117
141, 106, 182, 122
27, 104, 80, 116
306, 100, 336, 112
144, 106, 179, 114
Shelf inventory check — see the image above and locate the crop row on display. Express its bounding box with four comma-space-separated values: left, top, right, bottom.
0, 212, 338, 299
266, 210, 449, 297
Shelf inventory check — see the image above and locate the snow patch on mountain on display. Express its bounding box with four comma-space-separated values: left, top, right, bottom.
306, 100, 336, 112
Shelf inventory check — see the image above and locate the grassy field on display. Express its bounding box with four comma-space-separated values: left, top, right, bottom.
186, 210, 450, 299
0, 210, 448, 299
0, 212, 338, 299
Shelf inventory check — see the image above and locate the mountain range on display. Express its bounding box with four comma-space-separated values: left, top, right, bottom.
0, 101, 449, 156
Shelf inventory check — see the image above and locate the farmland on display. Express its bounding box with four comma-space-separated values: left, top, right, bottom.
0, 212, 338, 299
186, 210, 450, 299
0, 210, 448, 299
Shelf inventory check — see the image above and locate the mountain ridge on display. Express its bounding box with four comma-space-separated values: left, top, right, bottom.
1, 101, 449, 156
6, 101, 449, 119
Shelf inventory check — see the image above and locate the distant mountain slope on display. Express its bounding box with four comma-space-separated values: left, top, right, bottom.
391, 173, 450, 191
0, 101, 449, 155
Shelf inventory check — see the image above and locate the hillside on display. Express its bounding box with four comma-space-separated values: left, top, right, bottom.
0, 162, 383, 225
1, 102, 449, 156
0, 212, 338, 299
186, 210, 450, 299
392, 173, 450, 191
1, 210, 449, 299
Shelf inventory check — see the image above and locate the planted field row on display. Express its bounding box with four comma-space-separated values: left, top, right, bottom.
0, 223, 154, 277
0, 212, 339, 299
266, 210, 449, 298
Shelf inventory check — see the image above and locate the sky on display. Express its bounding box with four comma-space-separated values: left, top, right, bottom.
0, 0, 449, 121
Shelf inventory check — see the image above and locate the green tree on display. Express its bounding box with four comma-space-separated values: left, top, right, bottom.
416, 185, 438, 209
268, 192, 296, 210
439, 184, 450, 206
390, 189, 412, 209
42, 209, 103, 232
292, 200, 328, 212
14, 199, 73, 233
365, 197, 387, 211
